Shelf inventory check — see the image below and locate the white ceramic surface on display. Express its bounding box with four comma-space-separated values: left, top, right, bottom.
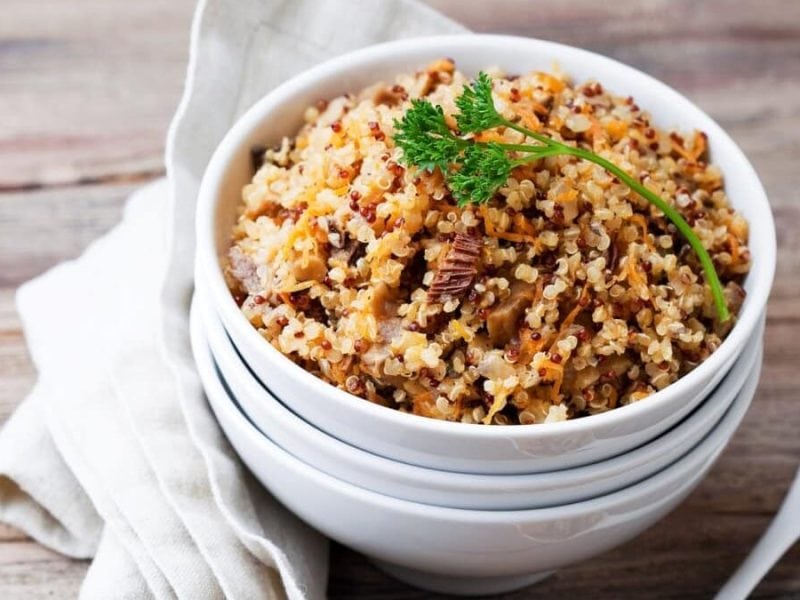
190, 297, 763, 596
198, 285, 763, 508
196, 34, 775, 474
716, 465, 800, 600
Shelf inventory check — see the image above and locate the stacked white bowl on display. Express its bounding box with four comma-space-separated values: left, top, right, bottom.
193, 36, 776, 596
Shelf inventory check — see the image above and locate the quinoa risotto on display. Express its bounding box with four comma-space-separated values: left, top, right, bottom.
225, 60, 751, 426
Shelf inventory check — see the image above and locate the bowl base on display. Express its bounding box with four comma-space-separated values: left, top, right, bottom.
372, 560, 553, 596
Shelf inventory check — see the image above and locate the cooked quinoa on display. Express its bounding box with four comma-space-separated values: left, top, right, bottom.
226, 59, 750, 425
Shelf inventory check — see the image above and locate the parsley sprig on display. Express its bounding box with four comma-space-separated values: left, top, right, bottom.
393, 72, 730, 322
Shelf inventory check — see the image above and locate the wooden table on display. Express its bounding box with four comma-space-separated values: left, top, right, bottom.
1, 0, 798, 597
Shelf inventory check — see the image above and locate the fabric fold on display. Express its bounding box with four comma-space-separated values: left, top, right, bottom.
0, 391, 101, 559
80, 528, 155, 600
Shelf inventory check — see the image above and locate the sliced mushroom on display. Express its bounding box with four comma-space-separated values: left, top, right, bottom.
427, 232, 482, 303
487, 281, 539, 346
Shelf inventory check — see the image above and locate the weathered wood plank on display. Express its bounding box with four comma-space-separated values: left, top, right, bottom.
0, 183, 133, 286
0, 0, 192, 189
0, 523, 86, 599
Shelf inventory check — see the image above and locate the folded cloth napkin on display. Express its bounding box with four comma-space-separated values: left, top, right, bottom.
0, 0, 465, 598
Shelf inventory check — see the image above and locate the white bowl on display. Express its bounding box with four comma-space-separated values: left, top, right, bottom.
190, 296, 763, 596
196, 34, 775, 474
198, 284, 763, 509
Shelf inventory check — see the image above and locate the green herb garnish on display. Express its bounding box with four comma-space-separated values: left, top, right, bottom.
393, 71, 730, 322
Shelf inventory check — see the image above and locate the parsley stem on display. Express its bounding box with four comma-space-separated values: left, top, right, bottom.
496, 142, 552, 153
498, 117, 730, 322
568, 146, 730, 321
510, 148, 563, 168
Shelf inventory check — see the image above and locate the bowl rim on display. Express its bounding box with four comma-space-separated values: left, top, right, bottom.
196, 33, 776, 440
199, 282, 763, 490
191, 293, 762, 520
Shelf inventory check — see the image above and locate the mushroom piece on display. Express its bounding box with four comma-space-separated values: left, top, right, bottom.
331, 238, 364, 267
369, 281, 396, 317
360, 288, 402, 377
228, 246, 262, 295
292, 254, 327, 282
486, 281, 539, 346
427, 232, 482, 303
715, 280, 747, 336
724, 280, 747, 316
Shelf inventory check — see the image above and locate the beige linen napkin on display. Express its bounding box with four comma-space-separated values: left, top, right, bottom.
0, 0, 466, 598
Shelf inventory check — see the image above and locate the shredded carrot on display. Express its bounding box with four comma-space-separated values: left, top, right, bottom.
520, 111, 542, 131
608, 387, 619, 408
670, 140, 692, 161
278, 291, 294, 306
727, 233, 741, 264
587, 115, 606, 150
690, 131, 707, 161
279, 280, 315, 294
448, 319, 475, 343
531, 101, 550, 116
425, 58, 455, 74
548, 284, 589, 354
536, 359, 565, 403
629, 214, 655, 251
518, 97, 551, 118
629, 390, 651, 402
516, 89, 551, 117
671, 132, 706, 163
330, 133, 345, 149
483, 394, 508, 424
621, 248, 650, 302
519, 333, 547, 364
516, 283, 546, 362
480, 205, 539, 245
311, 222, 329, 244
474, 131, 507, 144
542, 284, 588, 403
555, 188, 579, 204
328, 357, 355, 387
551, 376, 564, 403
432, 200, 460, 213
625, 248, 645, 287
606, 119, 628, 141
535, 72, 566, 93
383, 215, 399, 231
513, 213, 537, 237
411, 392, 438, 418
284, 203, 329, 247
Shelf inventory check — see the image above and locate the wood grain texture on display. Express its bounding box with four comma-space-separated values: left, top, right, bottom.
1, 0, 798, 597
0, 1, 189, 190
